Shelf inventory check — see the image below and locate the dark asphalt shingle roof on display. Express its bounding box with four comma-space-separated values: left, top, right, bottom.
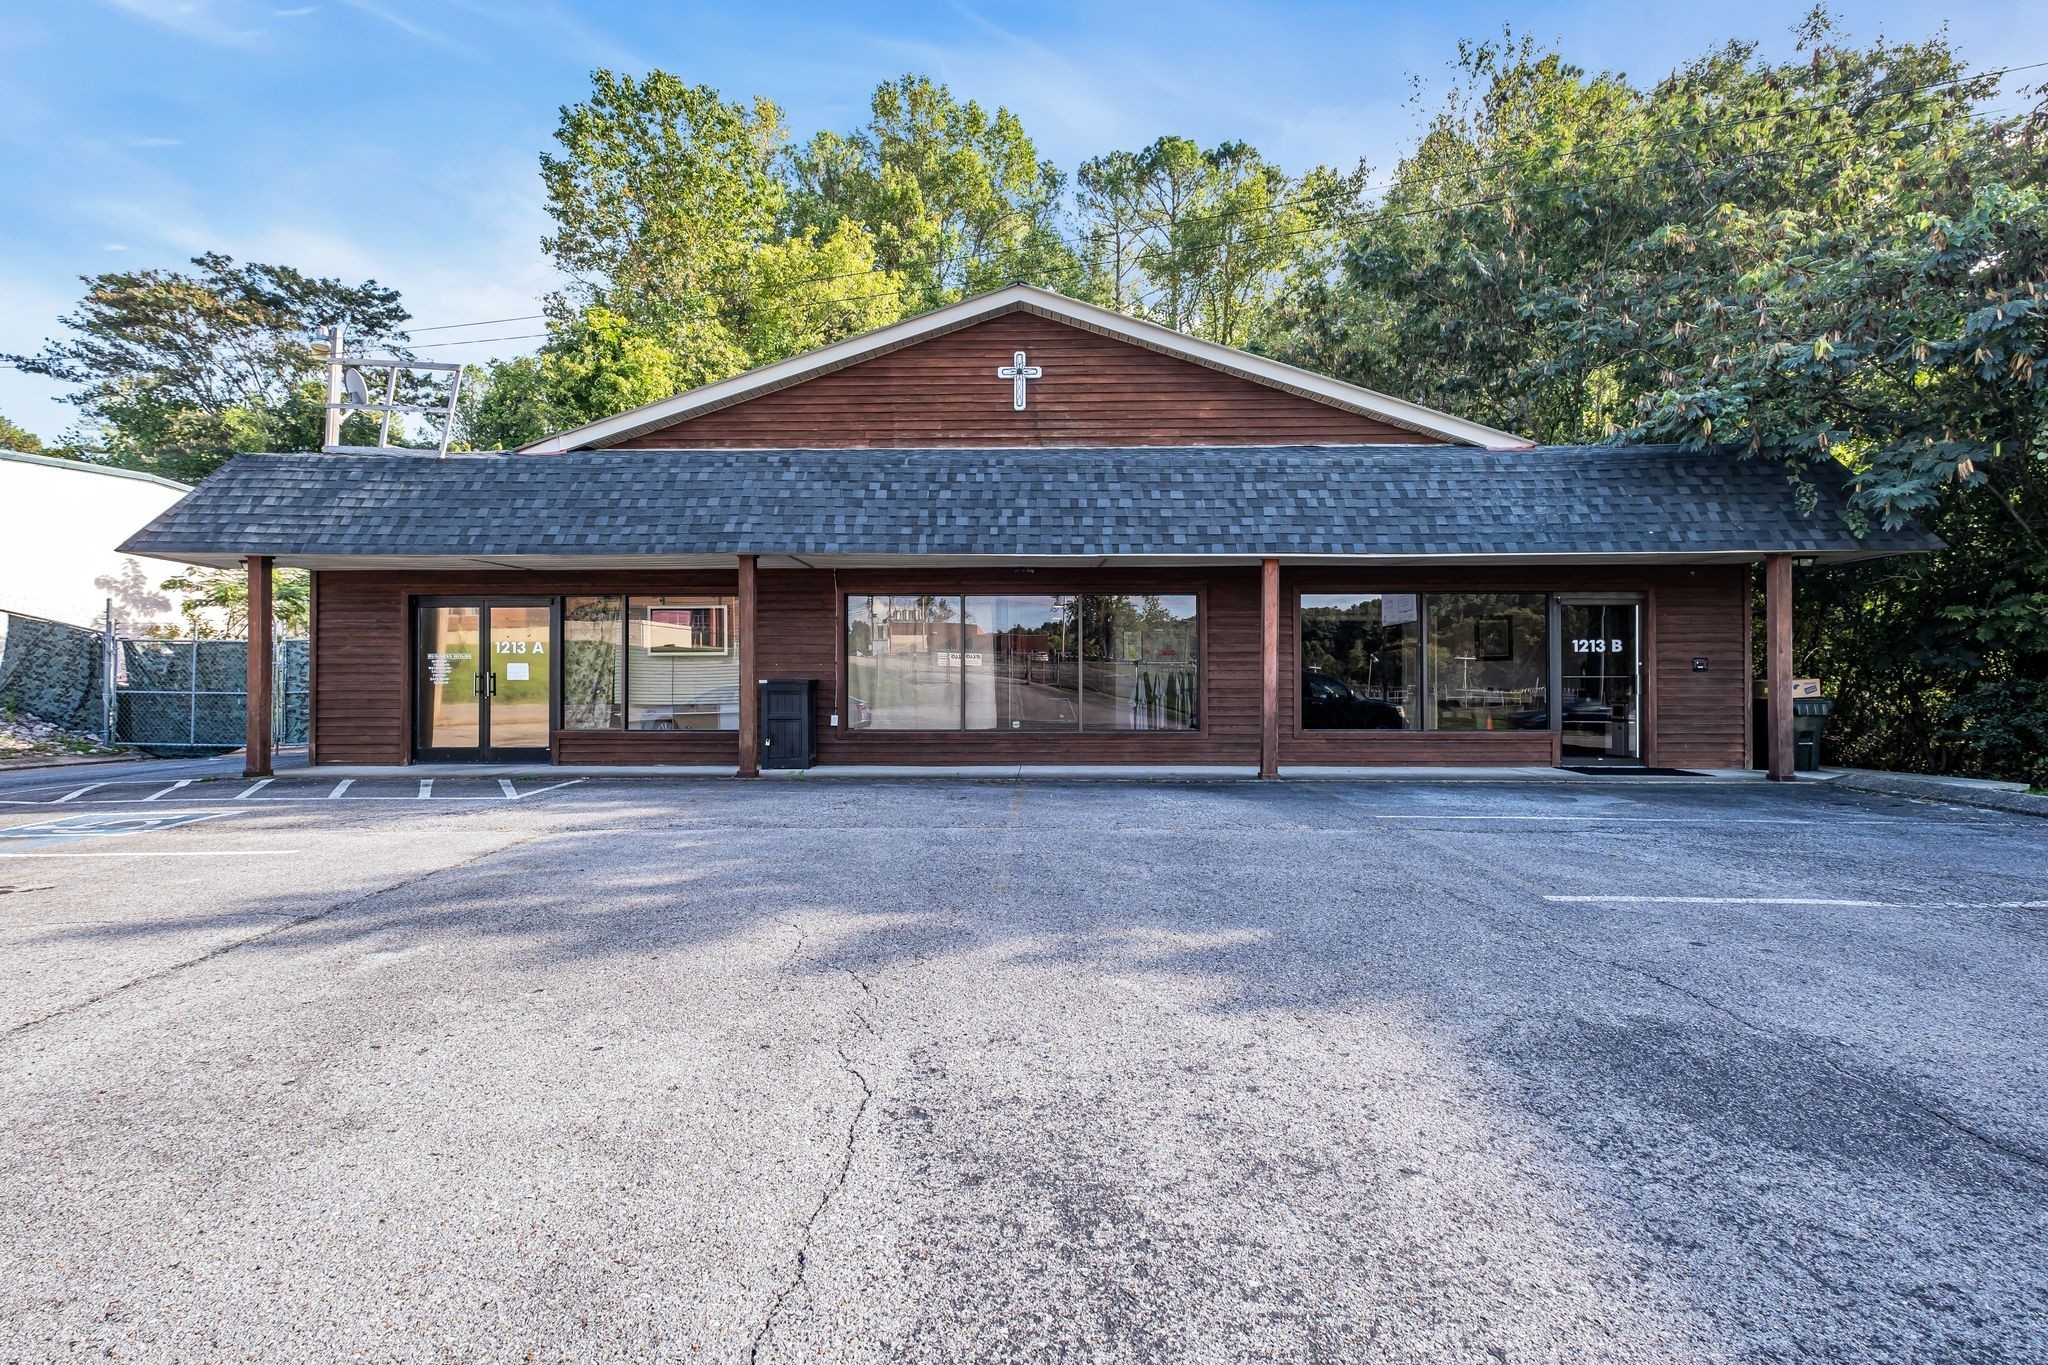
118, 445, 1939, 560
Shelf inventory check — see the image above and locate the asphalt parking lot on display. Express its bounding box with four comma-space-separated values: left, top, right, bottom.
1, 766, 2043, 1362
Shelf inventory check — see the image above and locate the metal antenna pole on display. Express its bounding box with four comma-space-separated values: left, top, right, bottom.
439, 366, 464, 458
321, 320, 346, 449
376, 363, 399, 447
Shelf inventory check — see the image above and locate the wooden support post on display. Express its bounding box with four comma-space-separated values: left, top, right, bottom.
737, 554, 759, 778
1259, 557, 1280, 779
244, 555, 274, 778
1764, 553, 1795, 781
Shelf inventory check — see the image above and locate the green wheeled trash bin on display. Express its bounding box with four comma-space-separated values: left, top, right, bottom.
1792, 697, 1832, 772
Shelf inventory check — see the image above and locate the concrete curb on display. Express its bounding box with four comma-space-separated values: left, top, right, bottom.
1826, 769, 2048, 820
0, 751, 144, 773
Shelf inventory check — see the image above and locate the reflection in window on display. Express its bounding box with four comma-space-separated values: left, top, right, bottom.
628, 597, 739, 730
965, 595, 1077, 730
846, 594, 967, 730
1427, 593, 1549, 731
1081, 594, 1199, 730
1299, 593, 1419, 730
562, 596, 625, 729
845, 593, 1201, 732
562, 595, 739, 731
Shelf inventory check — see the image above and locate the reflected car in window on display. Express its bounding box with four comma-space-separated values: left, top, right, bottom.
1301, 669, 1407, 729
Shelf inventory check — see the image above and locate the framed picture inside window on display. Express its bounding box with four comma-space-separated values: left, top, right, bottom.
645, 604, 729, 654
1474, 614, 1513, 661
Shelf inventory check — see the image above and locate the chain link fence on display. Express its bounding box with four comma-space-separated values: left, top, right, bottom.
0, 609, 306, 754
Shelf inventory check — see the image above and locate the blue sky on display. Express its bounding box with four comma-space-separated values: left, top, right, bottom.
3, 0, 2041, 442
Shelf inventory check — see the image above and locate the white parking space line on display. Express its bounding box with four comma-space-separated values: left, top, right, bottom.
1369, 814, 1868, 824
499, 779, 518, 799
141, 780, 193, 801
513, 779, 586, 799
417, 780, 433, 799
1546, 895, 2048, 909
0, 849, 304, 859
235, 779, 273, 800
328, 779, 354, 799
51, 783, 107, 803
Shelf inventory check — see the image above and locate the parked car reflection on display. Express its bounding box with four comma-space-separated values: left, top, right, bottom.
1301, 669, 1407, 729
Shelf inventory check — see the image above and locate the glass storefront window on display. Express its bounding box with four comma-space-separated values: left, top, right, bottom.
964, 595, 1078, 730
628, 596, 739, 730
561, 594, 739, 731
1081, 594, 1199, 730
846, 594, 968, 730
1426, 593, 1550, 731
1299, 593, 1420, 730
562, 596, 624, 729
845, 592, 1200, 732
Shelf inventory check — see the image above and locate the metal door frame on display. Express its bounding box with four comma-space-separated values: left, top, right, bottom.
412, 596, 556, 763
1551, 593, 1645, 765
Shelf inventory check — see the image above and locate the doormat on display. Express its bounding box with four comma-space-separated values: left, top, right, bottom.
1563, 766, 1704, 777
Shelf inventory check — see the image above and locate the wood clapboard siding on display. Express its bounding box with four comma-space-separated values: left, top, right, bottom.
310, 563, 1751, 769
609, 312, 1446, 449
553, 730, 734, 765
1649, 566, 1750, 769
311, 573, 409, 765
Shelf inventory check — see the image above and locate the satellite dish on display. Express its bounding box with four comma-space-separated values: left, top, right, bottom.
343, 368, 370, 404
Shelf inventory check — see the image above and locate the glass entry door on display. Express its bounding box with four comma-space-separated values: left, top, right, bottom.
415, 599, 555, 761
1559, 601, 1641, 764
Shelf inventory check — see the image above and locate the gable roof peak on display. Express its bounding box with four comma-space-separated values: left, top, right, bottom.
520, 282, 1531, 453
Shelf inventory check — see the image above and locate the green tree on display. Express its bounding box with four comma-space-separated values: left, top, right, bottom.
538, 69, 907, 393
158, 566, 310, 638
1077, 137, 1367, 346
0, 413, 44, 453
5, 253, 410, 480
1272, 15, 2047, 778
788, 74, 1082, 311
464, 307, 693, 449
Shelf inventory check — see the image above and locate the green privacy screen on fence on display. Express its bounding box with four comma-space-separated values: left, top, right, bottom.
0, 612, 307, 751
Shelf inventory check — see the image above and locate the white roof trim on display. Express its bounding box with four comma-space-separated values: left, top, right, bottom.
518, 284, 1532, 453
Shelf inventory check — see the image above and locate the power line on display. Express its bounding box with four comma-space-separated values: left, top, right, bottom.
404, 331, 551, 350
406, 313, 546, 334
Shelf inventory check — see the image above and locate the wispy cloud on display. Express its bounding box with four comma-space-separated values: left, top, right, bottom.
334, 0, 479, 59
123, 135, 184, 149
101, 0, 264, 47
273, 4, 316, 14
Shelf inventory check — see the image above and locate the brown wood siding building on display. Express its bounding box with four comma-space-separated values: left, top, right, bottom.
609, 312, 1444, 449
312, 564, 1750, 770
124, 288, 1904, 779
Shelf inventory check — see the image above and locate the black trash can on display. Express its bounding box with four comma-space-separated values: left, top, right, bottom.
1792, 696, 1832, 772
759, 678, 817, 769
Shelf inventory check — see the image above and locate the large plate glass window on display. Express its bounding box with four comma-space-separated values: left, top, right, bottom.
1080, 594, 1199, 730
845, 592, 1199, 732
964, 594, 1077, 730
1299, 593, 1420, 730
560, 594, 741, 733
847, 594, 967, 730
1426, 593, 1550, 730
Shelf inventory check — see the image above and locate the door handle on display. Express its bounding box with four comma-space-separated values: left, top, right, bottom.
487, 671, 498, 697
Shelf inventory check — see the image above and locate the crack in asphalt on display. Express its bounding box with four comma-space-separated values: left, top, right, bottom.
1, 829, 549, 1043
748, 961, 878, 1364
